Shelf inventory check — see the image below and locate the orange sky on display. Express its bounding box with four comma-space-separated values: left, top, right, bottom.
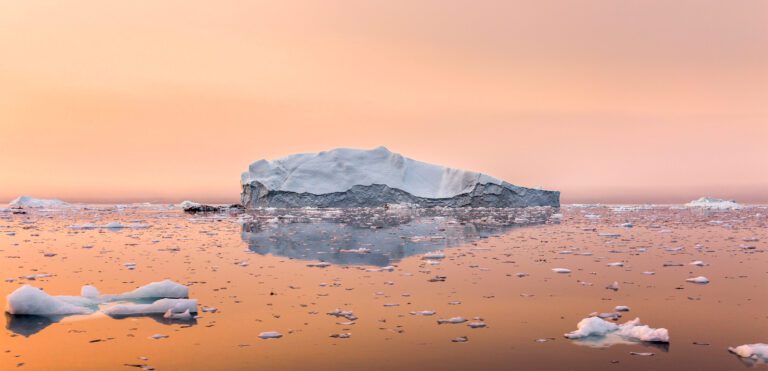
1, 1, 766, 204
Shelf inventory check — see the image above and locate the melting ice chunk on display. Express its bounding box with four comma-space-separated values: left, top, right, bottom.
258, 331, 283, 339
685, 276, 710, 284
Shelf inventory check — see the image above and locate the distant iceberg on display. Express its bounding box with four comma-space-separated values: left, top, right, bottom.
241, 147, 560, 208
9, 196, 68, 208
685, 197, 742, 210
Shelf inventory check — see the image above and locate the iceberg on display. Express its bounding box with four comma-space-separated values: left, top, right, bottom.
8, 196, 68, 208
685, 197, 742, 210
240, 147, 559, 208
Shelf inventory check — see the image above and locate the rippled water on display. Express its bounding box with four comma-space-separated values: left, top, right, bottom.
0, 204, 765, 370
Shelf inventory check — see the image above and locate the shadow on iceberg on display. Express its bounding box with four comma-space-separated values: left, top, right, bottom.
570, 334, 671, 352
240, 207, 558, 267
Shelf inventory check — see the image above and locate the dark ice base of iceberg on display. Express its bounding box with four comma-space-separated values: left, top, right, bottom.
241, 182, 560, 208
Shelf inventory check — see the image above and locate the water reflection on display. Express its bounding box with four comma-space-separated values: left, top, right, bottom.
5, 313, 60, 337
241, 207, 558, 266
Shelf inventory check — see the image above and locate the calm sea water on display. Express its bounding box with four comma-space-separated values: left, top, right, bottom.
0, 204, 765, 370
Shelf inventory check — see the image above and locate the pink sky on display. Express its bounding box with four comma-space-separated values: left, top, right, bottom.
1, 1, 766, 204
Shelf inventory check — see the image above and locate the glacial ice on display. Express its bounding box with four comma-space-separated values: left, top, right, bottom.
8, 196, 68, 208
685, 197, 742, 210
240, 147, 559, 208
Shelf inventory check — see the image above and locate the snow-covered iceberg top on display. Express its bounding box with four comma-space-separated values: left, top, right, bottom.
685, 197, 742, 210
241, 147, 504, 199
9, 196, 69, 208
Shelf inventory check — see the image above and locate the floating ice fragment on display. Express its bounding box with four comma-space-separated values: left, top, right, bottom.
149, 334, 169, 340
437, 317, 467, 325
330, 333, 351, 339
565, 317, 669, 343
9, 196, 68, 208
468, 322, 487, 328
452, 336, 469, 343
258, 331, 283, 339
327, 309, 357, 321
606, 281, 619, 291
689, 261, 706, 266
630, 352, 655, 356
728, 343, 768, 360
685, 197, 742, 210
614, 306, 630, 312
552, 268, 571, 274
339, 248, 370, 254
410, 310, 436, 316
685, 276, 710, 284
607, 262, 624, 267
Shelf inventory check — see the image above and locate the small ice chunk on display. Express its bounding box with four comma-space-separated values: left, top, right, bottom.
606, 281, 619, 291
468, 321, 487, 328
451, 336, 469, 343
437, 317, 467, 325
685, 276, 710, 284
258, 331, 283, 339
149, 334, 169, 340
552, 268, 571, 274
607, 262, 624, 267
689, 261, 706, 267
614, 306, 630, 312
410, 310, 436, 316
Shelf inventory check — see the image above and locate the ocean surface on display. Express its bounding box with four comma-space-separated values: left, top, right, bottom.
0, 204, 765, 370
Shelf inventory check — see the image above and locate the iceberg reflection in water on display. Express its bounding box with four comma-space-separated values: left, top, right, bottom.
240, 206, 559, 266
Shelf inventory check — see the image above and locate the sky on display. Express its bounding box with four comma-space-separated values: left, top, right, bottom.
1, 0, 766, 204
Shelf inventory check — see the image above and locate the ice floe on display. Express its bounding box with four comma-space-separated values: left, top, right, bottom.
728, 343, 768, 361
564, 317, 669, 345
6, 285, 94, 316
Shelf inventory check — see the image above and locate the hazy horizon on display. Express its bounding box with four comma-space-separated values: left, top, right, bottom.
2, 1, 766, 204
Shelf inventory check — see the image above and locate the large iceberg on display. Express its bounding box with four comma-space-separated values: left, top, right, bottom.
9, 196, 69, 208
241, 147, 559, 208
685, 197, 742, 210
